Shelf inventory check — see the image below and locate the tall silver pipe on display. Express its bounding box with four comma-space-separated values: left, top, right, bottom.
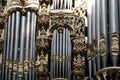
100, 0, 108, 68
30, 12, 35, 61
3, 15, 11, 80
56, 30, 59, 77
59, 30, 62, 77
29, 12, 35, 80
53, 29, 57, 78
14, 11, 20, 61
9, 12, 15, 80
25, 11, 31, 60
87, 0, 92, 78
9, 12, 15, 61
32, 13, 37, 80
13, 11, 20, 80
95, 0, 101, 71
91, 0, 96, 40
62, 28, 65, 77
109, 0, 119, 66
2, 21, 8, 80
50, 30, 54, 79
65, 28, 68, 78
19, 15, 26, 62
68, 30, 71, 80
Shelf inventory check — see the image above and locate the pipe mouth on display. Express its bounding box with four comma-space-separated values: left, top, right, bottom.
52, 78, 68, 80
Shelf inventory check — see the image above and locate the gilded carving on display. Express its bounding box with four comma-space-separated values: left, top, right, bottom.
73, 54, 85, 80
100, 34, 106, 56
18, 63, 24, 77
36, 50, 48, 80
111, 32, 119, 56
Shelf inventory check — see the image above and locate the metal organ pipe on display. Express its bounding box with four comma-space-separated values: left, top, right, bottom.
109, 0, 119, 66
9, 12, 15, 80
59, 30, 62, 77
62, 28, 65, 78
87, 0, 92, 78
91, 0, 96, 75
3, 15, 11, 80
13, 11, 20, 80
95, 0, 101, 71
68, 29, 71, 80
100, 0, 108, 68
32, 12, 37, 80
19, 15, 26, 62
56, 30, 59, 78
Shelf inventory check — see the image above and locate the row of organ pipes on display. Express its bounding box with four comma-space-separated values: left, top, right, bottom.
50, 28, 71, 80
52, 0, 73, 10
87, 0, 120, 79
1, 11, 37, 80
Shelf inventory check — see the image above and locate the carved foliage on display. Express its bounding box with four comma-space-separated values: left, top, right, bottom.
73, 54, 85, 80
72, 16, 86, 80
36, 26, 49, 80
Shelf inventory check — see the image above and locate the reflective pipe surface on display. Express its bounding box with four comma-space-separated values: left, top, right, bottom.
100, 0, 108, 68
95, 0, 100, 71
109, 0, 119, 66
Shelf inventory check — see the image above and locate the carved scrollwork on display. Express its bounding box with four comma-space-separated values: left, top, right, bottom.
35, 50, 48, 80
111, 32, 119, 56
73, 37, 85, 54
73, 54, 85, 80
50, 15, 74, 32
100, 34, 106, 56
36, 25, 49, 80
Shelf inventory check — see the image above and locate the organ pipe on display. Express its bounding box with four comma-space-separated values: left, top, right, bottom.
100, 0, 108, 68
109, 0, 119, 66
95, 0, 100, 71
87, 0, 92, 78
